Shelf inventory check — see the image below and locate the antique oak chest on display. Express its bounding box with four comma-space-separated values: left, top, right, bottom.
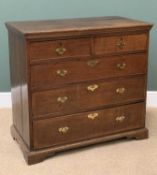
6, 16, 153, 164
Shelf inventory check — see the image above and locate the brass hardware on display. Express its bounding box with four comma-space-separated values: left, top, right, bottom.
116, 87, 126, 94
56, 46, 66, 55
88, 113, 98, 120
57, 96, 68, 103
87, 59, 99, 67
117, 38, 126, 49
57, 69, 68, 77
116, 116, 126, 122
117, 62, 126, 70
87, 84, 99, 92
58, 126, 69, 134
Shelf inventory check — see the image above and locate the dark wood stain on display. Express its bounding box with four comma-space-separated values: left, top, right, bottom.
32, 76, 146, 117
8, 31, 30, 147
6, 16, 153, 164
31, 53, 147, 90
33, 102, 145, 149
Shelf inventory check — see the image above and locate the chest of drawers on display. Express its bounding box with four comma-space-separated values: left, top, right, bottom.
6, 16, 153, 165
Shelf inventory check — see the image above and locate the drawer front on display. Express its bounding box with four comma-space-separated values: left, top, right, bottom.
29, 38, 91, 61
31, 53, 147, 89
32, 76, 146, 117
94, 34, 147, 55
33, 102, 145, 149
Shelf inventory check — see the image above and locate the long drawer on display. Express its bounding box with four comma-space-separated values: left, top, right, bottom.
32, 76, 146, 117
31, 53, 147, 89
33, 102, 145, 149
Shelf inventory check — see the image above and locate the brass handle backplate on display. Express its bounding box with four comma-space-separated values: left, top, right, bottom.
116, 87, 126, 94
57, 69, 68, 77
116, 116, 126, 122
88, 113, 98, 120
117, 62, 126, 70
58, 126, 69, 134
57, 96, 68, 103
117, 38, 126, 49
87, 84, 99, 92
56, 46, 66, 55
87, 59, 99, 68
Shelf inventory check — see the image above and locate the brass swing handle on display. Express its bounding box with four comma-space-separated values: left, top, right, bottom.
56, 46, 66, 55
57, 96, 68, 103
88, 113, 98, 120
87, 84, 99, 92
116, 87, 126, 94
116, 116, 126, 122
58, 126, 69, 134
117, 62, 126, 70
57, 69, 68, 77
87, 59, 99, 67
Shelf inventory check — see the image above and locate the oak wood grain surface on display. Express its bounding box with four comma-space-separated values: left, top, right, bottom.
29, 38, 91, 60
6, 16, 152, 164
32, 76, 146, 117
94, 33, 147, 55
6, 16, 152, 37
33, 102, 145, 149
31, 53, 147, 90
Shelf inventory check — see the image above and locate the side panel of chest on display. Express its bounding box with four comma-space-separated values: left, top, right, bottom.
8, 32, 30, 147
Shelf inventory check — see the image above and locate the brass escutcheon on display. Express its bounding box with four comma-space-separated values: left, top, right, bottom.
58, 126, 69, 134
56, 46, 66, 55
117, 38, 126, 49
116, 116, 126, 122
87, 59, 99, 68
56, 69, 68, 77
117, 62, 126, 70
116, 87, 126, 94
57, 96, 68, 103
88, 113, 98, 120
87, 84, 99, 92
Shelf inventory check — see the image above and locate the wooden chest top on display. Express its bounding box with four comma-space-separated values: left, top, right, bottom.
6, 16, 152, 39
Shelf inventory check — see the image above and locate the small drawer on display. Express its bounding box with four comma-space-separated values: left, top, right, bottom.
32, 76, 146, 117
31, 53, 147, 89
94, 33, 148, 55
33, 102, 145, 149
29, 38, 91, 61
